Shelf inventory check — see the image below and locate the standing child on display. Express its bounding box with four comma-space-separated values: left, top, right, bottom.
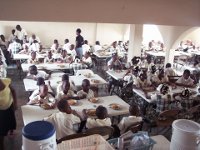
44, 99, 81, 140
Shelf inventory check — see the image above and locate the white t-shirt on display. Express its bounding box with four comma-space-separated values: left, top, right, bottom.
134, 77, 151, 88
29, 36, 41, 44
8, 41, 22, 55
176, 76, 194, 86
118, 116, 142, 134
29, 43, 40, 52
44, 112, 80, 139
63, 43, 71, 51
67, 49, 77, 60
56, 90, 75, 101
17, 29, 27, 40
57, 82, 76, 94
86, 118, 111, 129
82, 44, 91, 55
94, 45, 102, 52
28, 93, 55, 105
165, 68, 176, 76
44, 57, 54, 63
82, 56, 92, 65
77, 89, 94, 99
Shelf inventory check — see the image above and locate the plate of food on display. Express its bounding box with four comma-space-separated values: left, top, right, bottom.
86, 109, 96, 116
40, 103, 52, 110
88, 97, 99, 103
68, 99, 78, 106
109, 103, 121, 110
58, 64, 65, 68
84, 73, 92, 78
91, 79, 100, 84
37, 66, 46, 69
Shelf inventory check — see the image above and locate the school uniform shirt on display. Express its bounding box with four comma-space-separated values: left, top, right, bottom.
174, 95, 193, 110
176, 76, 194, 86
56, 90, 75, 101
44, 57, 54, 63
86, 117, 111, 129
63, 43, 71, 51
82, 56, 92, 65
27, 58, 39, 64
109, 46, 120, 53
0, 64, 7, 78
28, 93, 55, 105
0, 78, 13, 110
51, 44, 59, 51
8, 41, 22, 55
124, 74, 136, 84
77, 89, 94, 99
44, 112, 80, 139
27, 70, 49, 79
118, 116, 142, 134
59, 55, 70, 63
57, 82, 76, 94
134, 77, 151, 88
16, 29, 27, 40
29, 36, 41, 44
107, 59, 121, 69
165, 68, 176, 76
147, 72, 158, 83
8, 34, 17, 42
67, 49, 77, 60
82, 44, 91, 55
94, 45, 102, 52
29, 43, 40, 52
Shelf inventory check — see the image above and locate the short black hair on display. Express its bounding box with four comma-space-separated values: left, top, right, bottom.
95, 41, 100, 45
84, 40, 88, 44
183, 69, 190, 75
96, 105, 107, 119
166, 63, 171, 68
65, 39, 69, 43
37, 77, 45, 86
29, 65, 37, 71
62, 74, 69, 81
82, 79, 90, 86
76, 28, 81, 33
129, 103, 140, 116
57, 99, 69, 112
16, 25, 21, 29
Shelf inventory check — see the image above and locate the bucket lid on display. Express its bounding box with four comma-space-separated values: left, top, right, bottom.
172, 119, 200, 134
22, 121, 55, 141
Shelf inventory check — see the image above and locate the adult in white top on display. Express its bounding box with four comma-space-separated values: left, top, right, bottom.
63, 39, 71, 51
164, 63, 176, 77
93, 41, 102, 52
85, 106, 111, 129
16, 25, 27, 41
29, 34, 41, 45
44, 99, 81, 140
8, 29, 17, 43
77, 79, 94, 99
118, 104, 142, 134
176, 69, 195, 88
82, 40, 91, 55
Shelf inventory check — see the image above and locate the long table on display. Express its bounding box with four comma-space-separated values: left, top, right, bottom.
23, 72, 108, 92
13, 53, 45, 60
21, 95, 130, 125
106, 70, 127, 80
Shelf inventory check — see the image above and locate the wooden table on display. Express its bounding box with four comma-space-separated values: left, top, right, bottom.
21, 95, 130, 125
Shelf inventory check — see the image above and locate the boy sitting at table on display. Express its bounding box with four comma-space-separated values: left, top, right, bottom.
176, 69, 195, 88
57, 74, 76, 93
77, 79, 95, 99
57, 50, 72, 63
84, 105, 111, 129
27, 84, 55, 107
27, 51, 39, 64
56, 80, 77, 101
68, 44, 77, 61
164, 63, 176, 77
44, 51, 54, 63
123, 66, 140, 84
81, 52, 92, 68
51, 39, 59, 52
117, 104, 142, 135
26, 65, 50, 80
44, 99, 81, 140
154, 69, 169, 86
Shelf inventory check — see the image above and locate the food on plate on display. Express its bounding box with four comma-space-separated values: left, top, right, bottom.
58, 64, 65, 68
88, 97, 99, 103
37, 66, 45, 69
84, 73, 92, 78
109, 103, 121, 110
91, 79, 100, 84
86, 109, 96, 116
40, 103, 52, 110
68, 99, 77, 106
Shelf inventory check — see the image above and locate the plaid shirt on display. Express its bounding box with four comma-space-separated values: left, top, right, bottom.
156, 94, 171, 113
180, 98, 193, 110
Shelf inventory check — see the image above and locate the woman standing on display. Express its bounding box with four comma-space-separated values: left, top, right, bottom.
0, 78, 17, 150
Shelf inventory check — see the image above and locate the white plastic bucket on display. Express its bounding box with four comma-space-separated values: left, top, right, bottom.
22, 121, 57, 150
170, 119, 200, 150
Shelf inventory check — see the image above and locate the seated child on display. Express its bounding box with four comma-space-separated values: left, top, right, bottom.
85, 105, 111, 129
0, 56, 7, 78
57, 74, 76, 93
147, 65, 158, 85
77, 79, 94, 99
176, 69, 195, 88
62, 39, 71, 51
44, 51, 54, 63
123, 66, 140, 84
26, 65, 50, 80
81, 52, 92, 67
118, 104, 142, 134
133, 71, 153, 91
56, 80, 76, 101
51, 39, 59, 52
57, 50, 72, 63
68, 44, 77, 60
27, 51, 39, 64
44, 99, 81, 140
155, 69, 169, 85
164, 63, 176, 77
29, 40, 40, 52
29, 77, 54, 100
27, 84, 55, 106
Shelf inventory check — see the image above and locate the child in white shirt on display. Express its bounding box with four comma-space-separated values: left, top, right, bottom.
118, 104, 142, 134
77, 79, 94, 99
26, 65, 50, 80
165, 63, 176, 77
27, 51, 39, 64
85, 105, 111, 129
93, 41, 102, 52
57, 50, 72, 63
68, 44, 77, 60
44, 99, 81, 140
81, 52, 92, 67
29, 40, 40, 52
0, 56, 7, 78
176, 69, 195, 88
51, 39, 59, 52
63, 39, 71, 51
27, 85, 55, 106
44, 51, 54, 63
82, 40, 91, 56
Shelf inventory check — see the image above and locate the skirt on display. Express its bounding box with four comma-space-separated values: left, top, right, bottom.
0, 103, 16, 136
